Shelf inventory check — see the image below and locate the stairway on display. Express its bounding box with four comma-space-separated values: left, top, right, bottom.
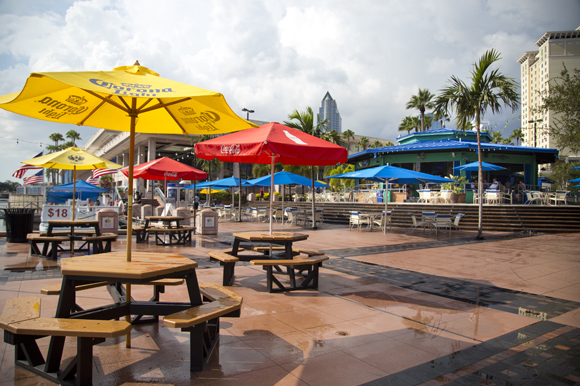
279, 202, 580, 233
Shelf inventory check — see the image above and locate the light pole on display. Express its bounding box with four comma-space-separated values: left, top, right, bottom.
242, 108, 254, 120
528, 119, 543, 147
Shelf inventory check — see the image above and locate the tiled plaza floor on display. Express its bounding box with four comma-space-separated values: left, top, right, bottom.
0, 220, 578, 385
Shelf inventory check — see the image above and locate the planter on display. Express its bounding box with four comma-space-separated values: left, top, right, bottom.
450, 193, 466, 204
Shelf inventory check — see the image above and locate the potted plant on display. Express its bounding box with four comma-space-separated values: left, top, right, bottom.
444, 175, 467, 203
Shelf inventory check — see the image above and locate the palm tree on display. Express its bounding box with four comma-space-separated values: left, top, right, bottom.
284, 107, 330, 228
65, 130, 81, 146
406, 88, 435, 131
342, 129, 355, 153
435, 49, 519, 239
423, 115, 434, 131
510, 128, 524, 146
358, 136, 369, 151
321, 130, 345, 147
399, 116, 420, 134
433, 110, 450, 129
49, 133, 64, 148
371, 140, 383, 148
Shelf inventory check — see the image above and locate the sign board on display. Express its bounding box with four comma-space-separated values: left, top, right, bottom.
101, 217, 115, 229
42, 205, 72, 221
204, 216, 215, 228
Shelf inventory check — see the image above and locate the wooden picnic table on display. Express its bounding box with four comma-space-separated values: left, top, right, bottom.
231, 231, 309, 261
136, 216, 188, 245
45, 251, 202, 374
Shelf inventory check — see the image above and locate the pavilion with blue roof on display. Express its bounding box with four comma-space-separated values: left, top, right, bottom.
347, 128, 558, 203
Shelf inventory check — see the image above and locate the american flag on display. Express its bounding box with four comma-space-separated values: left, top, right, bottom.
23, 169, 44, 185
92, 168, 118, 178
86, 176, 100, 185
12, 151, 43, 178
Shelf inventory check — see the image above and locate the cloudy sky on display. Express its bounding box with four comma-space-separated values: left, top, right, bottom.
0, 0, 579, 183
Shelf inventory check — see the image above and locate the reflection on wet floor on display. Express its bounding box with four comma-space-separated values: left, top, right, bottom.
325, 258, 580, 320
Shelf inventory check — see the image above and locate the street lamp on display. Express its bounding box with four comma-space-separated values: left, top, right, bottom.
242, 108, 254, 120
528, 119, 543, 147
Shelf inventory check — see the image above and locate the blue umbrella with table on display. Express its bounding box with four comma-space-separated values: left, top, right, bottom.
247, 171, 328, 225
326, 165, 453, 234
453, 161, 507, 172
183, 177, 253, 221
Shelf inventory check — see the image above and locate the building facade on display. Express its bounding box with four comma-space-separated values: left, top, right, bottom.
318, 92, 342, 133
518, 26, 580, 158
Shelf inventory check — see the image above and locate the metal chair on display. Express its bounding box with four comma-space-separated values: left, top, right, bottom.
452, 213, 465, 230
349, 212, 369, 232
550, 191, 568, 206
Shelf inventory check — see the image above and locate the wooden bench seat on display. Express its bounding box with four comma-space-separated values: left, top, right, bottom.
163, 284, 242, 371
146, 227, 192, 245
250, 256, 329, 293
0, 297, 131, 386
27, 234, 70, 260
81, 233, 118, 254
254, 246, 324, 257
39, 230, 95, 236
209, 250, 240, 286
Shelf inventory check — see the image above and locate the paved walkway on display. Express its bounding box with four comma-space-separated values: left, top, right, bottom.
0, 221, 578, 386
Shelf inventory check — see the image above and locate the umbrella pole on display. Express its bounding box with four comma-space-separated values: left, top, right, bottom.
311, 166, 316, 229
125, 105, 137, 348
71, 166, 76, 256
384, 180, 388, 235
269, 156, 274, 235
238, 177, 242, 222
281, 186, 284, 225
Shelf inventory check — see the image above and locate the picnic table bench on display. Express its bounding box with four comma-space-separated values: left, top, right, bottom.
250, 255, 329, 293
163, 283, 242, 371
208, 248, 244, 286
27, 234, 70, 260
0, 296, 131, 386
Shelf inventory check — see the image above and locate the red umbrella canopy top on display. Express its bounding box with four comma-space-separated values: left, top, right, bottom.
194, 122, 348, 166
120, 157, 207, 180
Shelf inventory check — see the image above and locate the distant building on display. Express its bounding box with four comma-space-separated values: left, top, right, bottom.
518, 26, 580, 159
318, 92, 342, 133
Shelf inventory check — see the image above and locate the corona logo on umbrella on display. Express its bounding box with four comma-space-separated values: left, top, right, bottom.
67, 155, 85, 163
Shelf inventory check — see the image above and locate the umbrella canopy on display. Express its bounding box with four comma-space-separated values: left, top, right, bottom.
120, 157, 206, 181
186, 177, 253, 189
453, 161, 507, 171
573, 166, 580, 170
327, 165, 453, 234
1, 62, 256, 264
195, 122, 348, 234
567, 177, 580, 183
21, 147, 121, 220
52, 180, 109, 193
247, 171, 328, 187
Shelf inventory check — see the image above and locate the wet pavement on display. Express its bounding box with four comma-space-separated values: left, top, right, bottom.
0, 221, 578, 385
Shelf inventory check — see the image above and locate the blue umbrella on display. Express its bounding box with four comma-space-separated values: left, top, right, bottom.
248, 171, 327, 224
567, 177, 580, 183
326, 165, 453, 234
453, 161, 506, 171
183, 177, 253, 219
573, 166, 580, 170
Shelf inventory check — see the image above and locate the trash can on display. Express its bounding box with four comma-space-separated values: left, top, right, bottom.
196, 209, 218, 235
97, 208, 119, 235
3, 208, 35, 243
377, 191, 383, 203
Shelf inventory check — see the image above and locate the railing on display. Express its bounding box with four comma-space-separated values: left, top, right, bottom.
155, 187, 167, 206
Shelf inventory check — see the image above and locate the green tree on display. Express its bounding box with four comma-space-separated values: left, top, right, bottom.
491, 131, 504, 143
435, 49, 519, 239
509, 128, 524, 146
399, 116, 420, 134
327, 164, 355, 192
371, 140, 383, 148
284, 107, 329, 228
406, 88, 435, 131
321, 130, 346, 146
342, 129, 355, 153
534, 65, 580, 153
0, 180, 21, 192
65, 130, 81, 146
49, 133, 64, 148
433, 110, 450, 129
358, 136, 369, 151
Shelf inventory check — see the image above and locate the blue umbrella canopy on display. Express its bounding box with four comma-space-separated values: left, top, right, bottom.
328, 165, 453, 184
52, 180, 109, 193
183, 177, 253, 189
573, 166, 580, 170
248, 171, 327, 187
567, 177, 580, 183
453, 161, 506, 172
326, 165, 453, 234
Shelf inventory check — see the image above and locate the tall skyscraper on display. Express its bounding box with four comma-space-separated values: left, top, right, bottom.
318, 92, 342, 133
518, 26, 580, 156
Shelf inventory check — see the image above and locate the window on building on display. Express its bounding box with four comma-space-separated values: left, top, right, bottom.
550, 42, 565, 56
567, 41, 580, 55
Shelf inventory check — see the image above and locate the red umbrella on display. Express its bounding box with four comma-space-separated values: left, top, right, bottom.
120, 157, 207, 200
195, 122, 348, 234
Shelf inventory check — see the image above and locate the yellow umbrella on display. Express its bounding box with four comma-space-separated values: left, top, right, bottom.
0, 61, 257, 263
22, 147, 122, 255
199, 188, 226, 194
1, 62, 257, 348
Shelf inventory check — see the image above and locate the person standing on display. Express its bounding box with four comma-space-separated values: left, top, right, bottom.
259, 188, 264, 201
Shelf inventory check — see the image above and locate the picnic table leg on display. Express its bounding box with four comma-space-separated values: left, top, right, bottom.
45, 278, 76, 373
185, 272, 203, 307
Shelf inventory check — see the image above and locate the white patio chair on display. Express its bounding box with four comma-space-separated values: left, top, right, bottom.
374, 211, 392, 232
417, 190, 431, 203
485, 190, 501, 205
452, 213, 465, 230
433, 214, 452, 235
439, 190, 452, 204
409, 214, 427, 233
349, 211, 369, 232
285, 208, 298, 225
273, 208, 286, 222
550, 191, 567, 206
525, 192, 543, 205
